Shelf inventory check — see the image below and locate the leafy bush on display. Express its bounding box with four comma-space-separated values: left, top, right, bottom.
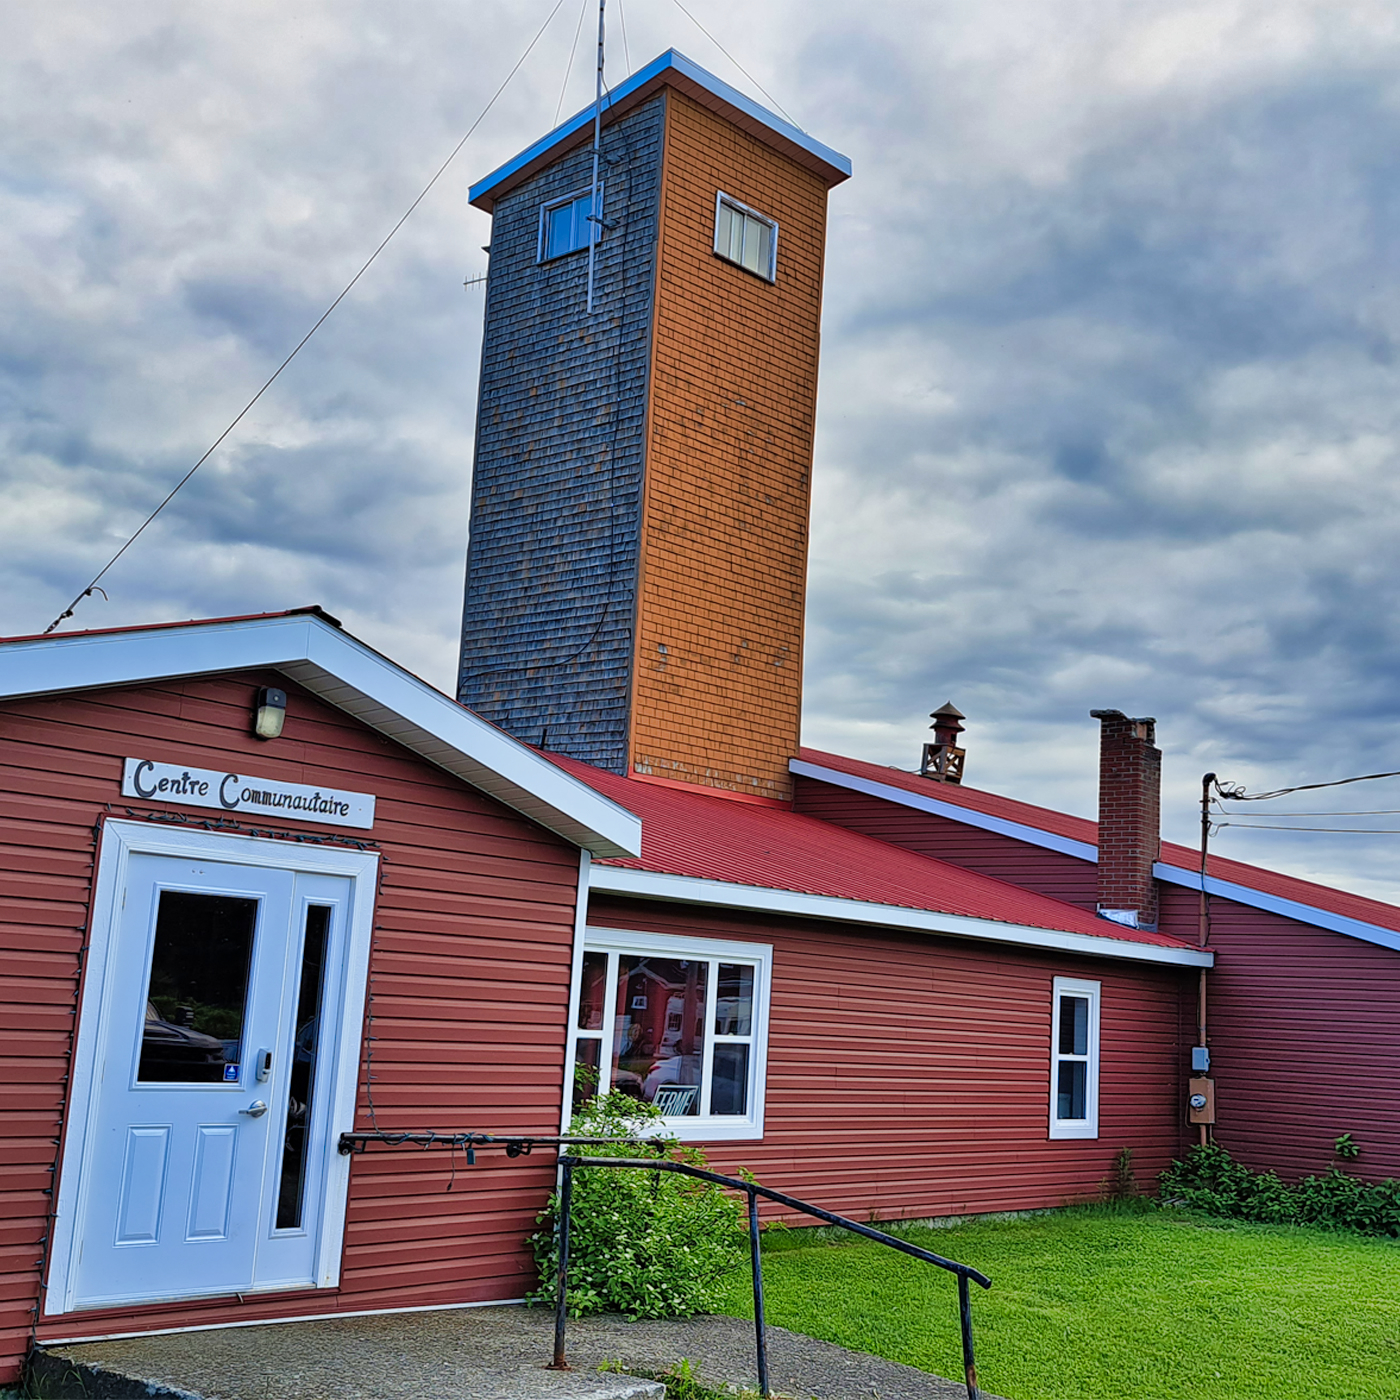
529, 1091, 748, 1319
1160, 1142, 1400, 1237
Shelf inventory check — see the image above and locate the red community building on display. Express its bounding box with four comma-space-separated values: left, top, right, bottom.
1, 47, 1396, 1384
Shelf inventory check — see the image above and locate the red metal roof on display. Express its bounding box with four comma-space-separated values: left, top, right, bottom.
798, 746, 1400, 938
549, 755, 1197, 951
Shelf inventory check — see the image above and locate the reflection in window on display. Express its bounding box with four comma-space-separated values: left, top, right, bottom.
276, 904, 330, 1230
714, 194, 777, 281
138, 892, 256, 1083
569, 940, 765, 1128
539, 188, 602, 261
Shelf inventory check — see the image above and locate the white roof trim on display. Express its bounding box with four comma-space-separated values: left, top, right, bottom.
0, 614, 641, 859
790, 758, 1100, 861
1154, 863, 1400, 955
587, 864, 1213, 967
790, 759, 1400, 957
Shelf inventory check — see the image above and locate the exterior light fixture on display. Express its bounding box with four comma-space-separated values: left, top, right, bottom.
253, 687, 287, 740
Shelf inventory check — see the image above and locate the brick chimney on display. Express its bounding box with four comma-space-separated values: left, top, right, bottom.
1090, 709, 1161, 929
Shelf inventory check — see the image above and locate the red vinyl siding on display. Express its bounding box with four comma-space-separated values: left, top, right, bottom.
1160, 885, 1400, 1181
588, 896, 1187, 1219
0, 673, 582, 1381
792, 777, 1101, 911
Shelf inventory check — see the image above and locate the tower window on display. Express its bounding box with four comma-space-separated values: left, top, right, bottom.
538, 187, 603, 262
714, 193, 777, 282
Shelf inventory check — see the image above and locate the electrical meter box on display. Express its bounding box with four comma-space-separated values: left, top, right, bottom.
1188, 1076, 1216, 1125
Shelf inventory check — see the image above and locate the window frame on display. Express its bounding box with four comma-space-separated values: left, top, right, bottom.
537, 184, 605, 263
713, 191, 779, 283
564, 926, 772, 1142
1049, 976, 1101, 1140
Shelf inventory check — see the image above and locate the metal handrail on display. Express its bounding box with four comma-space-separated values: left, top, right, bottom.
550, 1155, 992, 1400
338, 1131, 993, 1399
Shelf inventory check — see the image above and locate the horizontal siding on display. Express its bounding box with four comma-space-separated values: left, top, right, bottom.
1, 673, 581, 1381
1161, 885, 1400, 1181
589, 896, 1187, 1221
792, 778, 1101, 910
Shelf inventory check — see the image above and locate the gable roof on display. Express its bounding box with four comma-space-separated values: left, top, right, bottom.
794, 747, 1400, 955
0, 610, 641, 859
551, 755, 1210, 968
468, 49, 852, 214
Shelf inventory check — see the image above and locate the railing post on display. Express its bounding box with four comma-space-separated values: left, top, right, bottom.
957, 1272, 979, 1400
548, 1158, 574, 1371
747, 1185, 770, 1399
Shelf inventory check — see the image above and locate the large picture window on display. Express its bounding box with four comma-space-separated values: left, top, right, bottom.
1049, 976, 1100, 1139
566, 928, 771, 1141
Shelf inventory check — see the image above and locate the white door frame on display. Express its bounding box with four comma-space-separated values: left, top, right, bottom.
45, 820, 378, 1316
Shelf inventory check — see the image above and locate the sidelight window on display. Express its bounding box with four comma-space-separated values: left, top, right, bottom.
1049, 976, 1100, 1139
566, 928, 770, 1141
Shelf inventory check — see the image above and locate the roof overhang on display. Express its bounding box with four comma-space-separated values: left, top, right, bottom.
588, 865, 1213, 968
793, 756, 1400, 956
0, 613, 641, 859
469, 49, 852, 213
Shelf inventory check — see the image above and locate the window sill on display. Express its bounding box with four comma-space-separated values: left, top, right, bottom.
1049, 1122, 1099, 1141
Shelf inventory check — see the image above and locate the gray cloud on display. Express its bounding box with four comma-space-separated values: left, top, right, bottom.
6, 0, 1400, 898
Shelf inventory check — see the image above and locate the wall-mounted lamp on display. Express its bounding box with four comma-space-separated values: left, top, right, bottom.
253, 687, 287, 740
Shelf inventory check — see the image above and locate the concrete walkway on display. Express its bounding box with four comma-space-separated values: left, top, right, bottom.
32, 1304, 992, 1400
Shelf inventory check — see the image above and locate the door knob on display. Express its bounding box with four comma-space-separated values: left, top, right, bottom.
240, 1100, 269, 1118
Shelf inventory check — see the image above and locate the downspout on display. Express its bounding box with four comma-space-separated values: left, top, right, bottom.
1197, 773, 1213, 1147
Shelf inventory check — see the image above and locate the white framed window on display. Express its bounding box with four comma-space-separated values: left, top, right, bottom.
565, 926, 771, 1142
1050, 976, 1100, 1140
714, 192, 778, 282
538, 186, 603, 262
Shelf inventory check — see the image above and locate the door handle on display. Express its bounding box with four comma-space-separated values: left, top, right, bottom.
240, 1100, 269, 1118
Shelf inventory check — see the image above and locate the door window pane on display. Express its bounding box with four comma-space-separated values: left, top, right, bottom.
1057, 1060, 1087, 1120
716, 964, 753, 1036
1058, 996, 1088, 1056
276, 905, 330, 1230
613, 955, 707, 1114
138, 892, 256, 1083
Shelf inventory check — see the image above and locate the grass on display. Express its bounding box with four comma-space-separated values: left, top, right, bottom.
712, 1205, 1400, 1400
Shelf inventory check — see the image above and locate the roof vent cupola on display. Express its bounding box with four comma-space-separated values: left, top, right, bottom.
920, 702, 966, 784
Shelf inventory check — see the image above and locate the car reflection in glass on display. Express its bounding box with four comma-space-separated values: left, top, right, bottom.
139, 1002, 231, 1082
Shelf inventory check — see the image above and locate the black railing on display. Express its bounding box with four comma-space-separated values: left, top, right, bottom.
339, 1132, 992, 1400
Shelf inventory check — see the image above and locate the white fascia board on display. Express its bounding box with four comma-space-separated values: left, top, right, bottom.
789, 759, 1100, 862
587, 865, 1213, 968
1154, 862, 1400, 954
0, 616, 641, 859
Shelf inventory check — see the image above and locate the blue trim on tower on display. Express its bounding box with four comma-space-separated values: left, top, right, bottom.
469, 49, 851, 210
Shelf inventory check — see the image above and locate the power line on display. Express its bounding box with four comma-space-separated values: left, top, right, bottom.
1218, 808, 1400, 818
1218, 769, 1400, 802
664, 0, 803, 129
1217, 823, 1400, 835
555, 0, 592, 125
616, 0, 633, 75
42, 0, 571, 637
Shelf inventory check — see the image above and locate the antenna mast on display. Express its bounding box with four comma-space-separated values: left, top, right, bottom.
586, 0, 606, 313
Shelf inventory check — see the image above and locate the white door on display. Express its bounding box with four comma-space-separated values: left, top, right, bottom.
70, 852, 353, 1309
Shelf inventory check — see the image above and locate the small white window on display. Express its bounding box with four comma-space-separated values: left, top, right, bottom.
1049, 977, 1100, 1139
714, 192, 777, 282
565, 927, 771, 1142
539, 186, 603, 262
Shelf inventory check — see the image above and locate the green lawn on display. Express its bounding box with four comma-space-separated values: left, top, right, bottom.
712, 1206, 1400, 1400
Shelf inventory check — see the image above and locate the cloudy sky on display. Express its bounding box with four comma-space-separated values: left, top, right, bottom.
7, 0, 1400, 899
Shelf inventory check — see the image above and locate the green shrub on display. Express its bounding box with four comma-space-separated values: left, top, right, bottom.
529, 1091, 748, 1319
1160, 1142, 1400, 1237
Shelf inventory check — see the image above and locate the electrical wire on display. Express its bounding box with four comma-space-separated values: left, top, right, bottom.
1217, 808, 1400, 818
616, 0, 633, 75
664, 0, 803, 129
42, 0, 572, 637
555, 0, 592, 125
1216, 823, 1400, 835
1222, 769, 1400, 802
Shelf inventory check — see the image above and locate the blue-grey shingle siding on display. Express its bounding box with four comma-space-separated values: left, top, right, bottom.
457, 95, 664, 772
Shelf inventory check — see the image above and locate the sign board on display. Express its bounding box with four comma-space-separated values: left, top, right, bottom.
122, 758, 375, 831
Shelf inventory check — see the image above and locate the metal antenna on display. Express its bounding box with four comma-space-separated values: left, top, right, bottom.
585, 0, 606, 313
